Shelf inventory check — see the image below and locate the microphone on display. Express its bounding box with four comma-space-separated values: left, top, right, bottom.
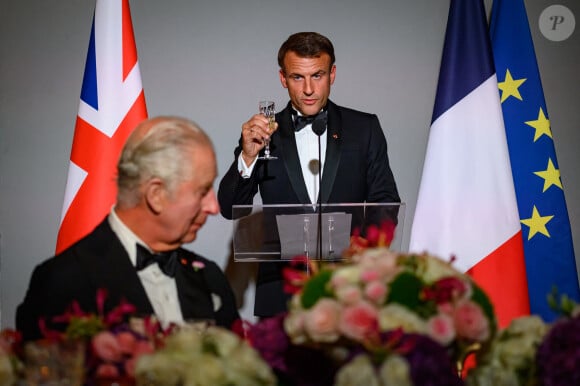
312, 118, 326, 261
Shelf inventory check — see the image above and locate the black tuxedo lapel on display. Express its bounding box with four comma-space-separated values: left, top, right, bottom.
277, 106, 311, 204
174, 250, 215, 320
321, 101, 343, 203
83, 222, 214, 320
82, 221, 154, 315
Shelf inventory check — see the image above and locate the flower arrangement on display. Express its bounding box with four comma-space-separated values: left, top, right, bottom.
284, 248, 496, 353
41, 289, 160, 384
465, 315, 548, 386
247, 221, 496, 385
464, 289, 580, 386
22, 288, 273, 386
134, 325, 276, 386
248, 311, 464, 386
0, 330, 23, 386
88, 320, 157, 381
6, 221, 578, 386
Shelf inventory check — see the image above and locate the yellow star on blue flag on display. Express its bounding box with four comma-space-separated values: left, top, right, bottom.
534, 158, 562, 192
525, 107, 552, 142
498, 69, 526, 103
520, 206, 554, 240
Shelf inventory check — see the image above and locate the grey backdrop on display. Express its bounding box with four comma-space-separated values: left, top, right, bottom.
1, 0, 578, 328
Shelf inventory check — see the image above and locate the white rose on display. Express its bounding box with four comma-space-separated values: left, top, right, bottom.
331, 266, 362, 287
135, 352, 187, 386
226, 345, 277, 386
379, 354, 412, 386
0, 354, 14, 386
420, 253, 462, 282
204, 326, 241, 357
183, 354, 227, 386
505, 315, 547, 337
378, 304, 428, 334
334, 354, 380, 386
163, 328, 202, 353
284, 311, 308, 344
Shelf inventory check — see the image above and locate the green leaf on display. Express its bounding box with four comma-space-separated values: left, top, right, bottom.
387, 272, 434, 317
547, 286, 578, 317
65, 315, 105, 340
300, 270, 333, 309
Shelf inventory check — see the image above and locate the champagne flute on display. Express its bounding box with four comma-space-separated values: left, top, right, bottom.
258, 100, 277, 160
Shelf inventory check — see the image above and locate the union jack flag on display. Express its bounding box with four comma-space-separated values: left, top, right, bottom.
56, 0, 147, 254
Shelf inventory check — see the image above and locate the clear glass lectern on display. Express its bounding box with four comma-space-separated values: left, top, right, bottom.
232, 202, 405, 262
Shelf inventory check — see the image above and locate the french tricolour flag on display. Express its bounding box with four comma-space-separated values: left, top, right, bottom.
409, 0, 530, 327
56, 0, 148, 254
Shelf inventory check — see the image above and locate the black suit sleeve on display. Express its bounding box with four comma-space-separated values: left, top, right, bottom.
366, 114, 400, 203
16, 255, 97, 341
217, 140, 260, 220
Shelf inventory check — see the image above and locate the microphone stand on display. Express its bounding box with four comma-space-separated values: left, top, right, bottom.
312, 119, 326, 261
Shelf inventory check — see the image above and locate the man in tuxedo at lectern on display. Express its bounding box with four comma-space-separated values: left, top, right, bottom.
218, 32, 400, 318
17, 116, 240, 341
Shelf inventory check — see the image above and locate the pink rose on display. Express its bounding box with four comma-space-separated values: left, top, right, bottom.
330, 275, 348, 288
453, 300, 490, 341
116, 331, 136, 354
124, 357, 137, 378
284, 312, 307, 344
335, 285, 362, 305
132, 340, 155, 357
364, 281, 387, 304
95, 363, 119, 378
338, 301, 379, 342
374, 258, 399, 280
92, 331, 122, 362
437, 302, 454, 315
427, 314, 456, 345
304, 298, 342, 342
360, 269, 380, 283
357, 251, 399, 280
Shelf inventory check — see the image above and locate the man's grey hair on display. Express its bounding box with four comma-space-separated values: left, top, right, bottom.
116, 116, 212, 207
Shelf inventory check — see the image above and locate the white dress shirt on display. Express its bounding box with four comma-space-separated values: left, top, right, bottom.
239, 121, 327, 205
108, 209, 183, 328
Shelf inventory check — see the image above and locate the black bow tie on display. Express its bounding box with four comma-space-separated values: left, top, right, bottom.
294, 110, 327, 132
136, 244, 179, 278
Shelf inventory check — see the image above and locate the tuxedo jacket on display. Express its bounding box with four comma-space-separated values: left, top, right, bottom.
16, 219, 240, 341
218, 100, 400, 317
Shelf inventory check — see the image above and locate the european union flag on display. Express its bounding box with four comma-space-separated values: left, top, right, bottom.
490, 0, 580, 321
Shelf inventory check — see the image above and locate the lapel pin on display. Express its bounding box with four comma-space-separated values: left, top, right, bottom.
332, 134, 338, 139
192, 261, 205, 271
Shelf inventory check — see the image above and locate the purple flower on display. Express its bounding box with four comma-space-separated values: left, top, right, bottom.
536, 315, 580, 386
248, 313, 291, 372
364, 330, 463, 386
401, 333, 463, 386
248, 313, 337, 386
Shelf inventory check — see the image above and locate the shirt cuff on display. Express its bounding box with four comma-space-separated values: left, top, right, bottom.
237, 152, 257, 178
